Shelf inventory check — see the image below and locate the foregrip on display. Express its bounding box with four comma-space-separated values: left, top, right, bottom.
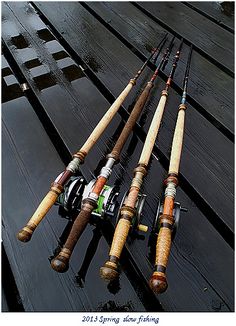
100, 214, 131, 281
51, 202, 94, 272
17, 186, 62, 242
80, 80, 135, 155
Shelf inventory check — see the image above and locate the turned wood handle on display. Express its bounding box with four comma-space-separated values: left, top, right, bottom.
149, 214, 174, 294
80, 81, 134, 154
17, 189, 60, 242
100, 217, 131, 281
51, 207, 92, 272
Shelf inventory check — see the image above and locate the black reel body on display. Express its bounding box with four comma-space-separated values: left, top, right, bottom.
56, 175, 119, 224
55, 173, 148, 235
151, 200, 187, 242
116, 191, 148, 237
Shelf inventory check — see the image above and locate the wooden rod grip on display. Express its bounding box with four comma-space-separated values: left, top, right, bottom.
168, 107, 186, 175
139, 92, 167, 166
51, 205, 93, 272
149, 214, 174, 293
100, 217, 131, 281
17, 189, 61, 242
80, 81, 134, 155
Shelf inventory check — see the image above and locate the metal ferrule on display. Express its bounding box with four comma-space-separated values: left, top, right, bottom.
165, 182, 176, 198
99, 158, 115, 179
66, 157, 81, 173
87, 192, 99, 202
131, 172, 143, 189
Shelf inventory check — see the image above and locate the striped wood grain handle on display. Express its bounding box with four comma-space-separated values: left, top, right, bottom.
17, 187, 62, 242
80, 80, 135, 154
51, 204, 93, 272
149, 213, 174, 293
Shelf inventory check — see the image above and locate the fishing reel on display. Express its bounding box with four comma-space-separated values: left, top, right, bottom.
148, 199, 187, 247
55, 174, 148, 235
116, 191, 148, 238
55, 174, 119, 224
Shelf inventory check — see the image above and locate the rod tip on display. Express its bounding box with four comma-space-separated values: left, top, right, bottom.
100, 263, 119, 281
149, 273, 168, 294
51, 255, 69, 273
17, 229, 32, 242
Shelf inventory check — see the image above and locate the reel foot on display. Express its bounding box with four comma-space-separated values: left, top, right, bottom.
149, 272, 168, 294
100, 262, 119, 281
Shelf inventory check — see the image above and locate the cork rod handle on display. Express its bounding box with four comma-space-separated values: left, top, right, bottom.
100, 216, 131, 281
168, 105, 186, 175
80, 81, 134, 154
109, 218, 131, 259
149, 219, 173, 293
139, 92, 168, 166
17, 189, 61, 242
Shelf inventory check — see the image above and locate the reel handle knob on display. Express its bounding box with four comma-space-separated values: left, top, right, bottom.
149, 214, 174, 294
137, 224, 148, 232
17, 189, 61, 242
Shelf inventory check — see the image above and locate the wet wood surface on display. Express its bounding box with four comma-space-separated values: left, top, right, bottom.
2, 1, 234, 312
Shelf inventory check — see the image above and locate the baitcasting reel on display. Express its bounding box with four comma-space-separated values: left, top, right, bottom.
149, 199, 188, 247
116, 191, 148, 237
55, 174, 119, 224
55, 174, 148, 235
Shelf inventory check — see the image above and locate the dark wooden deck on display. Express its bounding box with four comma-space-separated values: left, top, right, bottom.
2, 2, 234, 312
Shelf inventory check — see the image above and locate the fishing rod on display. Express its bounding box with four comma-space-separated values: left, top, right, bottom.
100, 39, 184, 282
149, 45, 193, 294
50, 36, 175, 273
17, 33, 167, 243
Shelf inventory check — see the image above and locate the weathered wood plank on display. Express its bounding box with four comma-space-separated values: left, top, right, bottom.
134, 1, 234, 76
33, 1, 234, 232
2, 1, 234, 311
184, 2, 234, 33
2, 93, 146, 311
84, 1, 234, 144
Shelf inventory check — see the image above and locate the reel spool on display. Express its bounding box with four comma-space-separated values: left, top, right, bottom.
55, 175, 119, 223
116, 191, 148, 236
